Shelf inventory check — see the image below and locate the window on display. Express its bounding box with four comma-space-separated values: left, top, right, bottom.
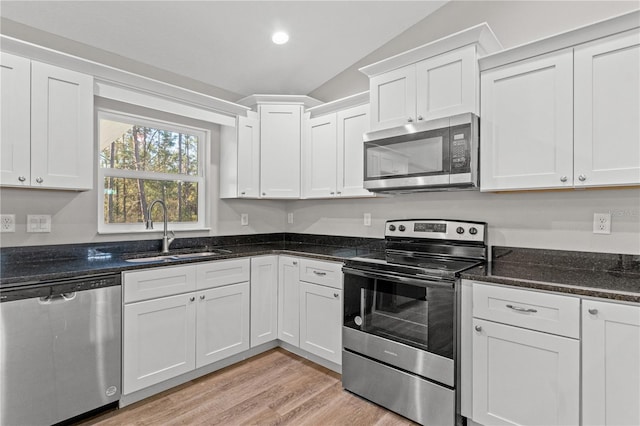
98, 110, 207, 233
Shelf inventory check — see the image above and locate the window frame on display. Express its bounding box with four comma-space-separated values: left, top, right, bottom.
97, 108, 209, 234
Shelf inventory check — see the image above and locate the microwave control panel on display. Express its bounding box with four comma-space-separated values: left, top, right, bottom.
450, 124, 471, 174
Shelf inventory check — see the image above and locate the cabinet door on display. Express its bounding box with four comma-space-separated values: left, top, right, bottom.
369, 65, 416, 131
416, 45, 477, 121
250, 256, 278, 347
574, 29, 640, 187
582, 300, 640, 426
480, 49, 574, 191
30, 61, 93, 190
123, 293, 197, 394
337, 104, 371, 197
196, 282, 250, 368
0, 53, 31, 187
237, 113, 260, 198
259, 104, 301, 198
302, 113, 337, 198
472, 319, 579, 426
278, 256, 300, 346
299, 282, 342, 365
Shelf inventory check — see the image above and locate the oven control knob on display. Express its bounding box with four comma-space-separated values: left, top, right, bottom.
469, 227, 478, 235
398, 225, 406, 232
354, 316, 363, 326
456, 226, 465, 234
388, 224, 396, 231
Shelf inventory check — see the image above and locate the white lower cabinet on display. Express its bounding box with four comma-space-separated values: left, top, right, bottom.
582, 300, 640, 426
472, 318, 579, 426
278, 256, 300, 346
123, 293, 197, 394
250, 256, 278, 347
122, 259, 250, 395
470, 283, 580, 426
299, 281, 342, 364
196, 282, 250, 368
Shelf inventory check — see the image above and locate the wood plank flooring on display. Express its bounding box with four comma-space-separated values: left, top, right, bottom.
80, 348, 416, 426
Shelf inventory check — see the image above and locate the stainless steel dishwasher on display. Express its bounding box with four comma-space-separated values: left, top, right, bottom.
1, 273, 121, 425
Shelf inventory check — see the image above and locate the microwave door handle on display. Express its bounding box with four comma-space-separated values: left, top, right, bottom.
342, 267, 453, 289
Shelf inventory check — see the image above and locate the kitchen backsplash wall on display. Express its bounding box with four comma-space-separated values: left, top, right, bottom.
284, 189, 640, 255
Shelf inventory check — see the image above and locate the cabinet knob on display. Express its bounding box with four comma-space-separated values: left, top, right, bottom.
560, 176, 568, 182
262, 192, 266, 196
333, 293, 339, 298
330, 192, 335, 195
578, 174, 587, 182
588, 308, 598, 315
337, 191, 342, 195
35, 177, 43, 184
417, 115, 423, 121
475, 325, 482, 332
18, 176, 26, 182
407, 117, 413, 123
241, 191, 246, 195
292, 261, 298, 265
200, 295, 205, 301
189, 296, 195, 302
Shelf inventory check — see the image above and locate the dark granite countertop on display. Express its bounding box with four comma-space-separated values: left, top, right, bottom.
461, 246, 640, 303
0, 233, 383, 289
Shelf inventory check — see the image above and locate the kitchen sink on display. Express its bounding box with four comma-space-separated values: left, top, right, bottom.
124, 250, 230, 263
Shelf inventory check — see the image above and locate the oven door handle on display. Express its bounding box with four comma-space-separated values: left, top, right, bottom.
342, 266, 454, 289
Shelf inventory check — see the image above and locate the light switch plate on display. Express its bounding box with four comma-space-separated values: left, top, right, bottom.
27, 214, 51, 233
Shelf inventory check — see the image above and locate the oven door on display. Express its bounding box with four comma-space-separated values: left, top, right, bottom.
363, 125, 450, 191
342, 266, 455, 387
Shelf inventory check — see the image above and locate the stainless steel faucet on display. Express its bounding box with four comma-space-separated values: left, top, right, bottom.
146, 200, 175, 253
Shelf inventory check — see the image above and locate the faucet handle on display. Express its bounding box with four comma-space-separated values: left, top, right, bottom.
168, 230, 176, 244
146, 219, 154, 230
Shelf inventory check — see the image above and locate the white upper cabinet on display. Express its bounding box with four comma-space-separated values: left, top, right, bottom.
480, 13, 640, 191
574, 29, 640, 187
361, 24, 502, 132
259, 104, 302, 198
0, 53, 93, 190
236, 112, 260, 198
302, 96, 372, 199
480, 49, 574, 191
0, 53, 31, 187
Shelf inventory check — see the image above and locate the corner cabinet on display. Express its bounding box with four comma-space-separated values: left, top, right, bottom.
480, 24, 640, 191
0, 52, 93, 190
582, 300, 640, 426
303, 100, 372, 198
360, 24, 502, 132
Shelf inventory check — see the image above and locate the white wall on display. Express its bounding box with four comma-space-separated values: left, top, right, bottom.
284, 190, 640, 255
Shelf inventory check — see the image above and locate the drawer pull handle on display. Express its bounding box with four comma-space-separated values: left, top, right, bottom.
334, 293, 339, 298
313, 271, 327, 276
189, 296, 195, 302
475, 325, 482, 332
506, 304, 537, 313
588, 308, 598, 315
200, 295, 206, 301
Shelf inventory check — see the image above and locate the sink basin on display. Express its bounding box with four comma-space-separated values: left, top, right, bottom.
124, 251, 226, 263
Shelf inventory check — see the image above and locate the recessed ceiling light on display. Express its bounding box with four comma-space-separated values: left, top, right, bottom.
272, 31, 289, 45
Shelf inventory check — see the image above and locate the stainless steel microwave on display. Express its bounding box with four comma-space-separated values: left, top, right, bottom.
363, 113, 478, 193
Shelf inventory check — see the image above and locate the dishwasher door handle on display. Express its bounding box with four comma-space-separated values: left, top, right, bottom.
38, 292, 77, 304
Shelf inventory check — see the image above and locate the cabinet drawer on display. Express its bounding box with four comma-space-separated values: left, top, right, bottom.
196, 258, 250, 290
299, 258, 343, 289
123, 265, 197, 303
472, 283, 579, 338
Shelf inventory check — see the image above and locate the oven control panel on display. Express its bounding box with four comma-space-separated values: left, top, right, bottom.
385, 219, 486, 242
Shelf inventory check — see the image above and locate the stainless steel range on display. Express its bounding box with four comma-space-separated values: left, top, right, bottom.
342, 219, 487, 425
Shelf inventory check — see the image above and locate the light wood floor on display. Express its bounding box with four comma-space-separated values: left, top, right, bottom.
81, 348, 416, 426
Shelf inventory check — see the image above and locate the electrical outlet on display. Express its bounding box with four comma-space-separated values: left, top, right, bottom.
363, 213, 371, 226
287, 213, 294, 224
593, 213, 611, 234
241, 213, 249, 226
27, 214, 52, 233
0, 214, 15, 233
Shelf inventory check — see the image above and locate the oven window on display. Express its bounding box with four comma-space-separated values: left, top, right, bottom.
365, 134, 447, 179
344, 274, 454, 359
